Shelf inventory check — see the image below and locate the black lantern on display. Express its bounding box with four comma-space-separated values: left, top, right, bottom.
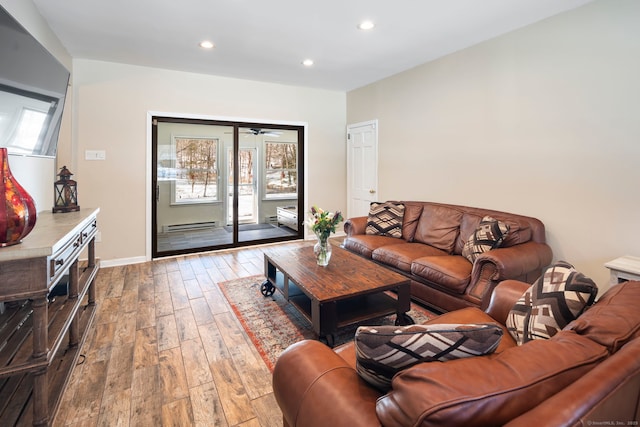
53, 166, 80, 213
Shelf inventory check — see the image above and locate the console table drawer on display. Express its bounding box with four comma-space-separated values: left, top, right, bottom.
50, 232, 82, 284
80, 218, 98, 244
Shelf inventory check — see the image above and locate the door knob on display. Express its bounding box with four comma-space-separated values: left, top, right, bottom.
369, 189, 376, 194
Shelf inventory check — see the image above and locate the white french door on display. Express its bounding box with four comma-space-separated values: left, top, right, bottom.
347, 120, 378, 218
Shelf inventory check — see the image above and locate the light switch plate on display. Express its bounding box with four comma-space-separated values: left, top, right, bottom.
85, 150, 106, 160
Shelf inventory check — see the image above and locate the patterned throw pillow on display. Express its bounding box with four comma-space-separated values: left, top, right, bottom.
506, 261, 598, 345
462, 216, 510, 263
355, 323, 503, 391
366, 202, 405, 238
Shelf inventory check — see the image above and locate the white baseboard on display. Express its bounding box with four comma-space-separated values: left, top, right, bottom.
100, 234, 344, 267
100, 256, 148, 268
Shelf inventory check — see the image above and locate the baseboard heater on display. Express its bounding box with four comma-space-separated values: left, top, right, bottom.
163, 221, 216, 233
265, 215, 278, 225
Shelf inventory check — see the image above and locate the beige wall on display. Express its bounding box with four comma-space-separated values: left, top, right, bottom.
347, 0, 640, 290
69, 59, 346, 264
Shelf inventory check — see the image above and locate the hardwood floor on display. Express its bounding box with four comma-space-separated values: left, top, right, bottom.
53, 242, 307, 427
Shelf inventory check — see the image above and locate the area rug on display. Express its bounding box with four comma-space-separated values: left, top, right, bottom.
218, 275, 437, 371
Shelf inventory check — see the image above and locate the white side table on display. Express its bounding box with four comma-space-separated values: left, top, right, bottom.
604, 256, 640, 286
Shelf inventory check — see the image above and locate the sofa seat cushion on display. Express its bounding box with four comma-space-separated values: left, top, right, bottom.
372, 243, 447, 272
424, 307, 517, 354
376, 331, 608, 427
567, 280, 640, 354
413, 205, 463, 254
411, 255, 472, 294
342, 234, 401, 259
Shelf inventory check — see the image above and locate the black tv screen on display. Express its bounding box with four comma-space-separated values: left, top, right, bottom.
0, 5, 70, 158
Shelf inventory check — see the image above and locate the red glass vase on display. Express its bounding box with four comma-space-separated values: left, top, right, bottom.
0, 148, 37, 247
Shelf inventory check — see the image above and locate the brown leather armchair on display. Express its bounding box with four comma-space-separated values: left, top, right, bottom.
273, 280, 640, 426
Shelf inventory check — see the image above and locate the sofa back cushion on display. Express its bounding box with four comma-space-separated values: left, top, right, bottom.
412, 205, 463, 254
566, 280, 640, 354
376, 331, 608, 427
401, 202, 424, 242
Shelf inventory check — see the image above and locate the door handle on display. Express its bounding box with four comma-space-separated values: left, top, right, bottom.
369, 189, 376, 194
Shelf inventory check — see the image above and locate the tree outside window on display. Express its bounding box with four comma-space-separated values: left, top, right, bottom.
172, 137, 218, 204
265, 142, 297, 199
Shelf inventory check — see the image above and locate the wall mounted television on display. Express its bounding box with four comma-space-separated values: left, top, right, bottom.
0, 5, 70, 158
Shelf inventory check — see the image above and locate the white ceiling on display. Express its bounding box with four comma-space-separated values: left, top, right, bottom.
32, 0, 594, 91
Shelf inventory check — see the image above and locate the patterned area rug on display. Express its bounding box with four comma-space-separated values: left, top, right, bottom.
218, 275, 436, 371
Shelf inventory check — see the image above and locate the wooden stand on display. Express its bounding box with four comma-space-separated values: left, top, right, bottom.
605, 255, 640, 286
0, 208, 100, 426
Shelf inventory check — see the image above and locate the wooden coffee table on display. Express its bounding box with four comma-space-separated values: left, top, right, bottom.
261, 244, 412, 346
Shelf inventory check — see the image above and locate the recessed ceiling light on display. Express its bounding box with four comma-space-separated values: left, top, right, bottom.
358, 21, 375, 30
302, 59, 314, 67
199, 40, 215, 49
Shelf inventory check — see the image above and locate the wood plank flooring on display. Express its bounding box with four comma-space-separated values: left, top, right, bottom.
53, 241, 309, 427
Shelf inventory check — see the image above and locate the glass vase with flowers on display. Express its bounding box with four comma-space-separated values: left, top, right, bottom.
306, 206, 343, 266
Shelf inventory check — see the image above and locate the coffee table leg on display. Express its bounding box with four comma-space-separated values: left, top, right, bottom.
312, 300, 338, 347
395, 283, 413, 326
395, 313, 415, 326
322, 334, 336, 347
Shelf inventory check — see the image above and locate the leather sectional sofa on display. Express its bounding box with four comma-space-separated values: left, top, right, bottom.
342, 201, 553, 312
273, 280, 640, 426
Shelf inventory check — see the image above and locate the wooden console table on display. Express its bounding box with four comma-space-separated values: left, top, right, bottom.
0, 208, 100, 426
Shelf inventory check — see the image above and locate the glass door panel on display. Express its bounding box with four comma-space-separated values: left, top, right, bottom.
227, 147, 257, 225
152, 118, 304, 257
153, 120, 233, 256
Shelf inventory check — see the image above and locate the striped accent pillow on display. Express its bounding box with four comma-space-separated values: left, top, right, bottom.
462, 216, 510, 263
506, 261, 598, 345
355, 323, 503, 391
365, 202, 405, 238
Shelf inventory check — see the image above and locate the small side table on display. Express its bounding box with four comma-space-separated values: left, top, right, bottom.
604, 256, 640, 286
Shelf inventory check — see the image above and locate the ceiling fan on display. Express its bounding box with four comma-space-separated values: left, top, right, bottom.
244, 128, 281, 137
223, 128, 282, 137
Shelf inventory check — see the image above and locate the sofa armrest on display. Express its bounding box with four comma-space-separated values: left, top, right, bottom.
273, 340, 383, 427
466, 241, 551, 309
474, 241, 553, 280
484, 280, 531, 324
505, 338, 640, 427
343, 216, 368, 236
377, 331, 607, 427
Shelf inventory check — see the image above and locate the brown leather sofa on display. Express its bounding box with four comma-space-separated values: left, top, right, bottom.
272, 280, 640, 427
342, 201, 553, 312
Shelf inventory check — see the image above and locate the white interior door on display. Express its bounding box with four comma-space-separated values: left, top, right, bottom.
347, 120, 378, 218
